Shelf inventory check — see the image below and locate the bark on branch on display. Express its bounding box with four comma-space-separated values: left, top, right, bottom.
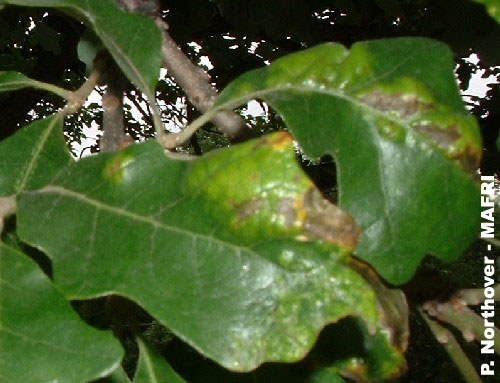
156, 20, 248, 140
100, 60, 130, 153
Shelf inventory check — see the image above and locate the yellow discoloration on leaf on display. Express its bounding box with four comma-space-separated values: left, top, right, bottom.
268, 131, 293, 151
102, 153, 133, 183
412, 112, 482, 173
293, 193, 308, 225
375, 117, 406, 142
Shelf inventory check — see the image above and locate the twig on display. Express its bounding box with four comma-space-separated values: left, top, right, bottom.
30, 80, 73, 101
423, 299, 500, 354
159, 107, 219, 148
63, 56, 104, 115
483, 237, 500, 248
156, 19, 247, 141
126, 92, 153, 125
458, 285, 500, 306
100, 60, 129, 152
418, 307, 482, 383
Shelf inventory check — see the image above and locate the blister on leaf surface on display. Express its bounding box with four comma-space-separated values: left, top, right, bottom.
0, 243, 123, 383
213, 37, 481, 284
16, 134, 403, 375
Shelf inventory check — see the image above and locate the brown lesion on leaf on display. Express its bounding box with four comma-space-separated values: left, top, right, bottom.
413, 123, 480, 173
103, 153, 133, 183
350, 258, 410, 354
275, 197, 297, 228
359, 89, 433, 118
452, 148, 481, 174
413, 123, 460, 147
233, 196, 298, 228
233, 198, 264, 224
300, 188, 361, 248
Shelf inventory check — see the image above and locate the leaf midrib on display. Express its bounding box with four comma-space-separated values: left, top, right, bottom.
217, 84, 419, 131
37, 185, 259, 259
16, 115, 62, 193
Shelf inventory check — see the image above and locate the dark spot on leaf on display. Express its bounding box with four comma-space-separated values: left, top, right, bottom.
350, 258, 410, 354
452, 149, 480, 175
413, 123, 460, 147
276, 197, 296, 227
103, 154, 133, 183
234, 198, 264, 223
302, 188, 360, 247
414, 124, 480, 174
359, 90, 432, 118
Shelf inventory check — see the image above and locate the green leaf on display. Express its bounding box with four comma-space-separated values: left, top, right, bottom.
0, 243, 123, 383
303, 264, 407, 381
96, 366, 131, 383
472, 0, 500, 24
306, 370, 347, 383
211, 38, 481, 284
3, 0, 162, 95
134, 338, 185, 383
311, 318, 405, 382
17, 135, 391, 373
0, 71, 72, 99
0, 114, 72, 196
77, 29, 105, 75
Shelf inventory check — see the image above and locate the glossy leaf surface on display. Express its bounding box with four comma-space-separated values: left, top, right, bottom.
2, 0, 162, 95
213, 38, 481, 284
16, 134, 395, 373
0, 243, 123, 383
134, 338, 185, 383
0, 114, 72, 196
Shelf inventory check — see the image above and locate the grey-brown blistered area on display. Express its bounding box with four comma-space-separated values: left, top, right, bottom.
413, 123, 460, 148
413, 123, 479, 174
349, 258, 410, 353
276, 197, 297, 228
359, 90, 432, 118
455, 152, 480, 175
234, 197, 297, 228
302, 188, 360, 247
114, 0, 159, 16
234, 199, 264, 224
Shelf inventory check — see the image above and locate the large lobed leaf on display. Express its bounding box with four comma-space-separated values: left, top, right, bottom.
212, 37, 481, 284
16, 134, 403, 376
0, 114, 72, 196
0, 243, 123, 383
2, 0, 162, 96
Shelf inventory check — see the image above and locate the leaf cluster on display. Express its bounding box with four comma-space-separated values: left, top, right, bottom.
0, 1, 498, 383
